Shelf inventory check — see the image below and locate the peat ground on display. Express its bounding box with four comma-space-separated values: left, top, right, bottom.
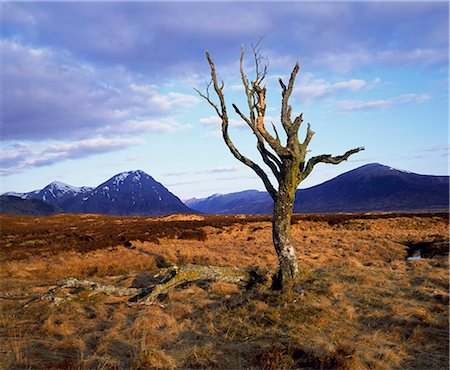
0, 212, 448, 369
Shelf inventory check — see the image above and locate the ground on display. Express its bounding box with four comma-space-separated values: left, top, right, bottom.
0, 212, 448, 369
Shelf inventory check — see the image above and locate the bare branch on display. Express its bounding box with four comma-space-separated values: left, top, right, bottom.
257, 143, 282, 182
280, 62, 300, 133
255, 88, 291, 157
292, 113, 304, 137
239, 45, 250, 95
233, 100, 283, 179
223, 129, 278, 199
279, 78, 287, 96
194, 82, 222, 118
302, 122, 314, 148
203, 51, 277, 199
302, 146, 365, 180
251, 37, 269, 85
240, 45, 257, 126
271, 121, 280, 143
232, 103, 252, 127
232, 103, 282, 180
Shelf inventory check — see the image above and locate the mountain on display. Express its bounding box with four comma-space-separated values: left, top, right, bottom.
3, 170, 194, 216
6, 181, 93, 209
186, 164, 449, 214
66, 170, 193, 216
3, 164, 448, 216
293, 163, 449, 213
0, 195, 62, 216
185, 190, 271, 214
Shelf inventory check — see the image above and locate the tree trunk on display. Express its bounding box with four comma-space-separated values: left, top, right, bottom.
271, 191, 299, 290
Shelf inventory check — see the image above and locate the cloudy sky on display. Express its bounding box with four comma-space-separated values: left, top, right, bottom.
1, 1, 448, 199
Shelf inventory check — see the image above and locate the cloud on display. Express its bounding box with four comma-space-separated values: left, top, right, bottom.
2, 2, 446, 79
308, 48, 448, 73
103, 118, 193, 135
337, 93, 431, 112
296, 76, 380, 100
1, 137, 144, 175
199, 116, 246, 128
1, 40, 196, 141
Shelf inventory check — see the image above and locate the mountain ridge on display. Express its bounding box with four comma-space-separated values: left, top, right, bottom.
2, 164, 448, 216
186, 163, 449, 214
3, 170, 194, 216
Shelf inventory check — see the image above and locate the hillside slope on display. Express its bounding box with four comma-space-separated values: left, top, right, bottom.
186, 163, 449, 214
0, 195, 62, 215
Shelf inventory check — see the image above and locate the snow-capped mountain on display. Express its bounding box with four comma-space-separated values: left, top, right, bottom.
67, 170, 193, 216
3, 165, 448, 216
3, 170, 195, 216
5, 181, 93, 208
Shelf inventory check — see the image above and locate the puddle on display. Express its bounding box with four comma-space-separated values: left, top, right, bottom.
407, 255, 421, 261
405, 240, 448, 260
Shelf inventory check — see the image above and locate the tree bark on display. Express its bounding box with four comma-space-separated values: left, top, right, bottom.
272, 190, 299, 290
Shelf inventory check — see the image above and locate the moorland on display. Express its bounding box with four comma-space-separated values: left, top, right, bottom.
0, 212, 448, 369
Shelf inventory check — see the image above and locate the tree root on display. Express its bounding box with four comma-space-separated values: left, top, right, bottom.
23, 264, 272, 307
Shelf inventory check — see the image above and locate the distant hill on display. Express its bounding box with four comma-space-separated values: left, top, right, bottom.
185, 190, 271, 214
0, 195, 62, 216
186, 163, 449, 214
4, 170, 194, 216
4, 164, 447, 216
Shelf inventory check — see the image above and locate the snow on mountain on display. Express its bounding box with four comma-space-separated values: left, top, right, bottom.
67, 170, 194, 216
4, 181, 93, 206
3, 170, 196, 216
3, 192, 27, 199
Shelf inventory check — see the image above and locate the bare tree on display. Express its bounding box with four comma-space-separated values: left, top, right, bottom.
196, 44, 364, 289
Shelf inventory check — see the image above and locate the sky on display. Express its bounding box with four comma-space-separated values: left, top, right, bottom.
1, 1, 448, 199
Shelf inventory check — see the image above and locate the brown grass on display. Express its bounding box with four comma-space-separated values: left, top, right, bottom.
0, 212, 448, 369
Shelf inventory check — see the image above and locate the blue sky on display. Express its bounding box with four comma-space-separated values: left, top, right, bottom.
1, 1, 448, 199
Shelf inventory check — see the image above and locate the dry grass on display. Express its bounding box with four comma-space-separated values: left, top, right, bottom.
0, 212, 448, 369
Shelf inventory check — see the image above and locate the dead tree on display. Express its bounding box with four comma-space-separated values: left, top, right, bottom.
196, 44, 364, 289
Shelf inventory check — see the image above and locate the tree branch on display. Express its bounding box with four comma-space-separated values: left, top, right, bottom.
302, 122, 314, 148
200, 51, 277, 199
255, 87, 291, 157
232, 103, 282, 181
251, 38, 269, 85
292, 113, 304, 137
238, 45, 288, 169
279, 62, 300, 133
193, 81, 222, 119
302, 146, 365, 180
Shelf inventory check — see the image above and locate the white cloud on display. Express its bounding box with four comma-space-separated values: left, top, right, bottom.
114, 118, 193, 135
332, 79, 368, 91
229, 84, 245, 92
296, 75, 380, 100
199, 116, 246, 128
1, 137, 144, 175
1, 40, 197, 140
338, 93, 431, 112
